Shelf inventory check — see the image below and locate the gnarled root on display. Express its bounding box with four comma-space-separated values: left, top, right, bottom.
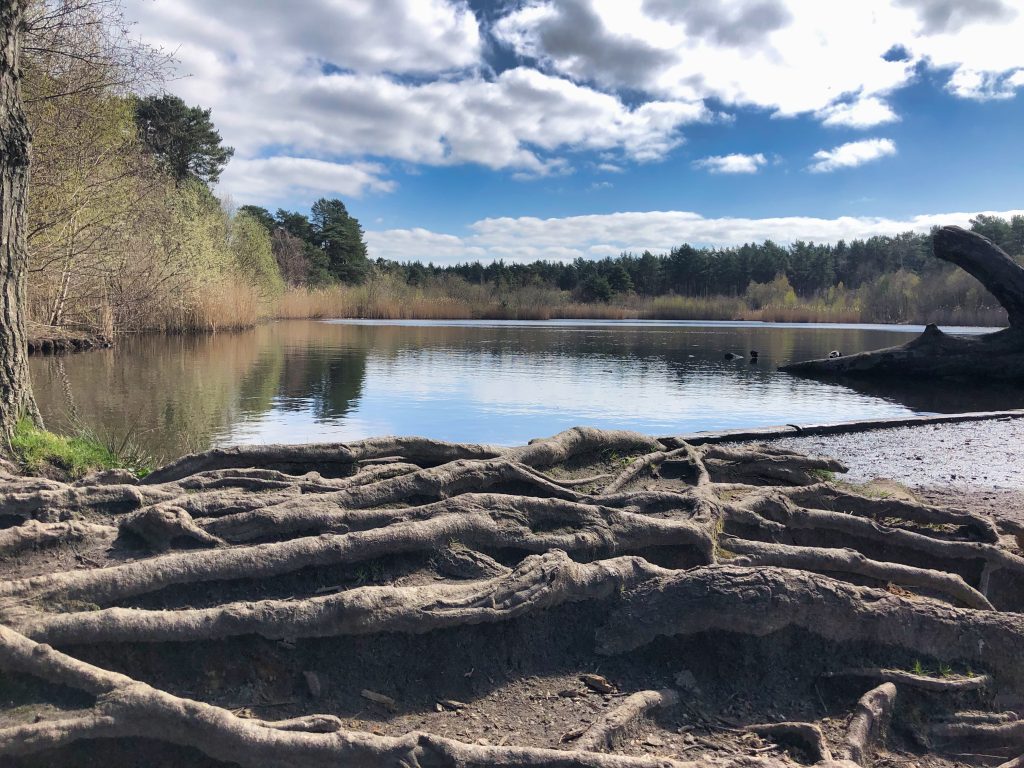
841, 684, 896, 765
120, 506, 225, 551
825, 668, 991, 692
927, 718, 1024, 755
598, 566, 1024, 688
0, 519, 115, 555
700, 445, 847, 486
0, 496, 713, 608
1, 426, 1020, 768
722, 536, 993, 610
10, 551, 670, 645
573, 689, 679, 752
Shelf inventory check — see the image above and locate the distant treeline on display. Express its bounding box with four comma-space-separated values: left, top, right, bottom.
370, 214, 1023, 304
272, 214, 1014, 326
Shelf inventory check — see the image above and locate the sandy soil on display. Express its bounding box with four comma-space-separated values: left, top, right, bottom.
760, 417, 1024, 521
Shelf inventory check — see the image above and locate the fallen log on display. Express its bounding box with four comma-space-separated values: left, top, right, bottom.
781, 226, 1024, 380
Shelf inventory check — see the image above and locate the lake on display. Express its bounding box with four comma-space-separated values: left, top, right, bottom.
28, 319, 1021, 461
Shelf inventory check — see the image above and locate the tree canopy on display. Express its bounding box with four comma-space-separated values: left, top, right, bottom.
135, 94, 234, 184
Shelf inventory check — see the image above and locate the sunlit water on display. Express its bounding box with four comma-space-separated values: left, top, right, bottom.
29, 319, 1019, 461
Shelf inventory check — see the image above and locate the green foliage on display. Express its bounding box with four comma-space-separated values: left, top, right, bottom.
231, 212, 284, 297
744, 274, 798, 309
580, 274, 613, 302
310, 198, 370, 284
135, 94, 234, 184
237, 205, 276, 233
606, 264, 633, 293
11, 419, 152, 479
860, 270, 921, 323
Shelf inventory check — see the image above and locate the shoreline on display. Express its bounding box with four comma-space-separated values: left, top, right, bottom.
25, 322, 112, 355
664, 407, 1024, 446
27, 314, 1006, 356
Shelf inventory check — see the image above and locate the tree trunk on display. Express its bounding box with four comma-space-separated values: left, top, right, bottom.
0, 0, 41, 442
780, 226, 1024, 381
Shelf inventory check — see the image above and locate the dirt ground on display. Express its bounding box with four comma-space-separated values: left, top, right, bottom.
0, 426, 1019, 767
767, 417, 1024, 523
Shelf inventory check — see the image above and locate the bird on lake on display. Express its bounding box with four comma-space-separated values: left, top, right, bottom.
749, 350, 759, 364
829, 350, 843, 358
724, 352, 744, 360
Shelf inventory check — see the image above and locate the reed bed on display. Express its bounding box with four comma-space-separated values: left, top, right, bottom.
268, 283, 1006, 327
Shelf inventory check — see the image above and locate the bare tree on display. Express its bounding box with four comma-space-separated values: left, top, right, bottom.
0, 0, 42, 442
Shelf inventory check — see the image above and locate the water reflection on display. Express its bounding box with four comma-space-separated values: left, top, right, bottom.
29, 319, 1023, 461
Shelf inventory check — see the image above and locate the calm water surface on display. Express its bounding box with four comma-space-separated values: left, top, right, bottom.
29, 319, 1021, 460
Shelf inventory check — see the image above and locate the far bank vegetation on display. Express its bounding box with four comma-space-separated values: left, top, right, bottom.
23, 2, 1021, 339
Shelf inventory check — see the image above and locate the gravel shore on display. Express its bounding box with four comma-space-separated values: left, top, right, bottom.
753, 415, 1024, 520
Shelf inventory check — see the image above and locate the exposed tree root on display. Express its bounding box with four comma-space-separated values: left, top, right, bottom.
700, 445, 847, 486
10, 552, 671, 645
0, 426, 1019, 767
824, 668, 992, 692
841, 684, 896, 765
722, 536, 993, 609
121, 506, 225, 551
781, 484, 1001, 543
0, 519, 115, 554
733, 492, 1024, 581
599, 566, 1024, 687
574, 689, 679, 752
603, 446, 708, 495
141, 437, 505, 483
0, 497, 712, 609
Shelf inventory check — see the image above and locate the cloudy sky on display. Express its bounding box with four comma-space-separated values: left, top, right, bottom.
125, 0, 1024, 263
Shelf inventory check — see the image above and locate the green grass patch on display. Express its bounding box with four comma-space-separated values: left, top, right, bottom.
11, 419, 152, 479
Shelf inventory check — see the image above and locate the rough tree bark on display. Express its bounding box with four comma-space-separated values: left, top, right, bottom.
0, 0, 41, 443
781, 226, 1024, 380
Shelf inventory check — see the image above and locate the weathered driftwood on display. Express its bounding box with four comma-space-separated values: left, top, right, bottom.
781, 226, 1024, 380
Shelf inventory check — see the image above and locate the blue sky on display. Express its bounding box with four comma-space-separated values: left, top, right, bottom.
125, 0, 1024, 262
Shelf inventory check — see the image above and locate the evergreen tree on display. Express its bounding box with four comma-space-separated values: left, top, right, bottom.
310, 198, 369, 284
237, 205, 275, 233
135, 94, 234, 184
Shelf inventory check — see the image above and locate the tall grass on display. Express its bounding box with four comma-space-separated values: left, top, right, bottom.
11, 418, 153, 479
268, 279, 1006, 326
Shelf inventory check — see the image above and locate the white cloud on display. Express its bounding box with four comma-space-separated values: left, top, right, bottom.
366, 208, 1024, 264
125, 0, 482, 76
808, 139, 897, 173
694, 153, 767, 174
946, 67, 1024, 100
817, 97, 900, 128
219, 158, 395, 204
493, 0, 1024, 120
124, 0, 710, 197
120, 0, 1024, 202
